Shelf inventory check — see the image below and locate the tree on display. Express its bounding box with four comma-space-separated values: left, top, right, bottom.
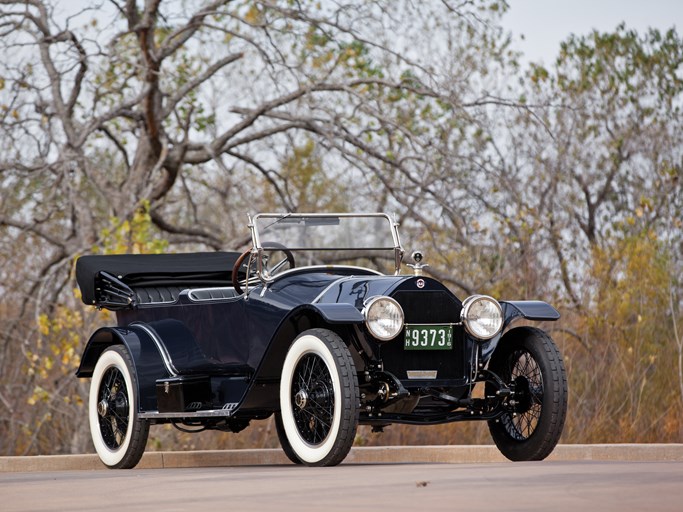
0, 0, 515, 455
517, 25, 683, 307
514, 26, 683, 441
4, 0, 679, 454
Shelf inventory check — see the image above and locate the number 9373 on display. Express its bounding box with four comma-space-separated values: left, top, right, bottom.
404, 325, 453, 350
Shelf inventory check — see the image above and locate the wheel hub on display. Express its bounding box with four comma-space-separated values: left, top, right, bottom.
311, 383, 331, 404
294, 389, 308, 410
114, 393, 129, 417
97, 399, 108, 417
512, 376, 533, 413
97, 392, 129, 419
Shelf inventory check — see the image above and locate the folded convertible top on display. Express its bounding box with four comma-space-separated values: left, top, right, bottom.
76, 252, 242, 306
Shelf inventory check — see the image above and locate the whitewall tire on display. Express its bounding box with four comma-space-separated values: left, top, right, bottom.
88, 345, 149, 469
278, 329, 359, 466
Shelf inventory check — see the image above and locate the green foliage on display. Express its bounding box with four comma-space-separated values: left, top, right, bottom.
565, 231, 682, 441
28, 307, 86, 405
96, 201, 169, 255
263, 139, 349, 212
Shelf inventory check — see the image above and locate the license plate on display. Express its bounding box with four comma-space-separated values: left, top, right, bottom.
404, 324, 453, 350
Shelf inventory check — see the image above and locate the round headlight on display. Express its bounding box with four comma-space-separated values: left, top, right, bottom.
461, 295, 503, 340
363, 296, 404, 341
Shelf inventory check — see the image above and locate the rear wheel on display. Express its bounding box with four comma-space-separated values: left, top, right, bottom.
89, 345, 149, 469
278, 328, 359, 466
487, 327, 567, 461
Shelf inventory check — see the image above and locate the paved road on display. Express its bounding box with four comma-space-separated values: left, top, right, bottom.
2, 461, 682, 512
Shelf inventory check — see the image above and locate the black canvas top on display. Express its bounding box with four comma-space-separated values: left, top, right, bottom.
76, 252, 242, 305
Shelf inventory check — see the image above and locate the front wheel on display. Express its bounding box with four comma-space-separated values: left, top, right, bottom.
278, 328, 359, 466
487, 327, 567, 461
89, 345, 149, 469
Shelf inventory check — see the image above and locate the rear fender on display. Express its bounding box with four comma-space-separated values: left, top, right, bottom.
75, 326, 170, 411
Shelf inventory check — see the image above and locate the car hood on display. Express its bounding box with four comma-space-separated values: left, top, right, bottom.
314, 274, 418, 309
254, 268, 458, 311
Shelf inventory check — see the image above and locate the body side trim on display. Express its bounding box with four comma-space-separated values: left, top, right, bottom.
129, 322, 179, 377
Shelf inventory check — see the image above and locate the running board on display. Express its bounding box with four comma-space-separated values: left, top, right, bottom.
139, 407, 237, 419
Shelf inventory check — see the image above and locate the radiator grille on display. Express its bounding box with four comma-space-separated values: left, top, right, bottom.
378, 290, 466, 381
392, 290, 462, 323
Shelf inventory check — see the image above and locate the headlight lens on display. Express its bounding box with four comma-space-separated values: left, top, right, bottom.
461, 295, 503, 340
363, 296, 404, 341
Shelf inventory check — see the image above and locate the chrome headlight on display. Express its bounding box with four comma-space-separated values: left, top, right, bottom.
461, 295, 503, 340
363, 296, 404, 341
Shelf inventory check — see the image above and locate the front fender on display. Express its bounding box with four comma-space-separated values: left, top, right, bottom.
298, 303, 364, 323
479, 301, 560, 363
75, 326, 170, 411
238, 303, 361, 411
501, 300, 560, 329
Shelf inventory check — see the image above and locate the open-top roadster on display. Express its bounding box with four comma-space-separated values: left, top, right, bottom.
75, 213, 567, 468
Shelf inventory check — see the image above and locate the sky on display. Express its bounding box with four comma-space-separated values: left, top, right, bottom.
500, 0, 683, 65
59, 1, 681, 64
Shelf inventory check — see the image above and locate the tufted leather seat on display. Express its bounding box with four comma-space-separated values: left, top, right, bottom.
188, 287, 239, 301
132, 286, 238, 305
134, 286, 186, 304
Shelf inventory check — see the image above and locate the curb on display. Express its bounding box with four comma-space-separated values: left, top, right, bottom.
1, 444, 682, 473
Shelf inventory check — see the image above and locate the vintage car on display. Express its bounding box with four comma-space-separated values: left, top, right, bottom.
75, 213, 567, 468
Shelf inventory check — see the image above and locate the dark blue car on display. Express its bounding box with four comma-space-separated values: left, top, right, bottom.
75, 213, 567, 468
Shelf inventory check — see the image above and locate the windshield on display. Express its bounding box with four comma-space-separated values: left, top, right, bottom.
250, 213, 404, 274
253, 213, 398, 250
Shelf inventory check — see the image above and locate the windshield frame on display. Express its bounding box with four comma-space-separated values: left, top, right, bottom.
247, 213, 405, 282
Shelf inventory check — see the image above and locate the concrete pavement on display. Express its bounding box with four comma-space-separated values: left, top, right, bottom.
2, 444, 683, 472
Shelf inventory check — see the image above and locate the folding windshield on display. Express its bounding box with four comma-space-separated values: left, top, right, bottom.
250, 213, 404, 274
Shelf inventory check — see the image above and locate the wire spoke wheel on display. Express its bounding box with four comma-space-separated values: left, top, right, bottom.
97, 366, 130, 449
291, 353, 334, 444
278, 328, 359, 466
89, 345, 149, 469
487, 327, 568, 461
500, 349, 544, 441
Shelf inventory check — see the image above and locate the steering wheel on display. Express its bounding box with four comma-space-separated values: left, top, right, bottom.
231, 249, 254, 295
232, 242, 296, 295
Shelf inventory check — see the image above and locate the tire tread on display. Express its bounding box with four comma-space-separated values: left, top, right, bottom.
94, 345, 150, 469
487, 326, 568, 461
278, 328, 359, 467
